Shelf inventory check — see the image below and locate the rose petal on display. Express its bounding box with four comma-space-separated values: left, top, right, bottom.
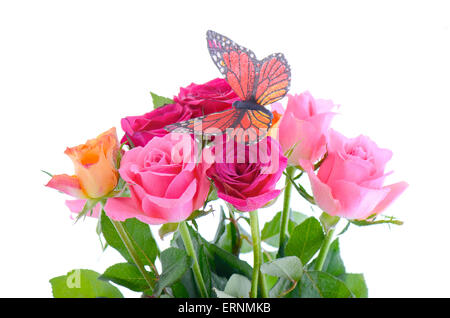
308, 170, 341, 216
46, 174, 86, 199
371, 181, 409, 216
328, 180, 390, 220
218, 189, 281, 212
104, 197, 167, 224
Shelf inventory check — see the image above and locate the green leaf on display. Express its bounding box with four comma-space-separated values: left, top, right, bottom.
309, 239, 345, 277
214, 274, 251, 298
269, 277, 299, 298
198, 245, 212, 297
159, 223, 179, 240
50, 269, 123, 298
261, 211, 308, 247
216, 223, 242, 255
171, 281, 190, 298
260, 256, 303, 281
206, 184, 218, 203
150, 92, 174, 108
100, 212, 158, 266
299, 271, 353, 298
98, 263, 154, 292
285, 217, 325, 265
153, 247, 192, 297
205, 243, 253, 280
213, 207, 227, 244
339, 273, 368, 298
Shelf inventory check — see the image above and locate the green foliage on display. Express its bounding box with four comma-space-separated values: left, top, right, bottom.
299, 271, 353, 298
339, 273, 368, 298
150, 92, 174, 108
309, 239, 346, 277
214, 274, 251, 298
99, 263, 154, 292
260, 256, 303, 281
50, 269, 123, 298
153, 247, 192, 297
159, 222, 179, 240
100, 212, 158, 266
285, 217, 325, 265
261, 210, 308, 247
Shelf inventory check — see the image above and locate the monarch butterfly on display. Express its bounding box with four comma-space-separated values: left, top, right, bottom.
165, 30, 291, 144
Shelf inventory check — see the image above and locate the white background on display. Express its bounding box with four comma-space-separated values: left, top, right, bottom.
0, 0, 449, 297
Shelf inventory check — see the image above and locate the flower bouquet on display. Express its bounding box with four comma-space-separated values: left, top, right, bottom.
45, 30, 407, 299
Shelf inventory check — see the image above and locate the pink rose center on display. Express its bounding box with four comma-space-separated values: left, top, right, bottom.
346, 145, 369, 160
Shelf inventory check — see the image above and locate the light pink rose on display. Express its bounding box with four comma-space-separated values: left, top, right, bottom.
278, 92, 336, 169
307, 130, 408, 220
104, 133, 211, 224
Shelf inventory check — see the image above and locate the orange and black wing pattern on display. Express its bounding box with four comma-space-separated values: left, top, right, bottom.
165, 30, 291, 145
206, 30, 291, 105
165, 108, 240, 136
207, 30, 257, 101
229, 108, 273, 144
255, 54, 291, 106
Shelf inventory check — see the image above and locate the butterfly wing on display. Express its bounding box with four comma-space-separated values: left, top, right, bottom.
207, 30, 291, 106
207, 30, 257, 101
230, 107, 273, 144
165, 108, 241, 136
164, 106, 271, 145
254, 53, 291, 106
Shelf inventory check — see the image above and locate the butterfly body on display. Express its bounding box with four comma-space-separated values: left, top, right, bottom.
165, 30, 291, 144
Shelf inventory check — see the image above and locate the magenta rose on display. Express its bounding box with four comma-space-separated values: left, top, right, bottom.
104, 133, 211, 224
206, 137, 287, 212
278, 91, 336, 169
307, 130, 408, 220
174, 78, 239, 117
121, 78, 239, 147
120, 103, 194, 148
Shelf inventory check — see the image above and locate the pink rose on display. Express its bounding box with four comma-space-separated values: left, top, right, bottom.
174, 78, 239, 118
120, 78, 239, 147
206, 137, 287, 212
104, 133, 211, 224
307, 130, 408, 220
278, 92, 336, 169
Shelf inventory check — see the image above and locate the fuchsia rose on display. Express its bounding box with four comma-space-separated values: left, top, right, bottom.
278, 92, 336, 169
121, 78, 239, 147
307, 130, 408, 220
206, 137, 287, 212
104, 133, 211, 224
174, 78, 240, 117
120, 104, 194, 148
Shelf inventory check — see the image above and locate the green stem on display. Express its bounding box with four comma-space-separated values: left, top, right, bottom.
279, 166, 295, 255
179, 221, 208, 298
314, 227, 336, 271
259, 268, 269, 298
250, 210, 266, 298
110, 219, 154, 289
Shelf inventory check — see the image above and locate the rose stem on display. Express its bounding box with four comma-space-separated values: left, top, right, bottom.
314, 227, 336, 271
179, 221, 208, 298
250, 210, 267, 298
279, 166, 295, 256
110, 218, 155, 289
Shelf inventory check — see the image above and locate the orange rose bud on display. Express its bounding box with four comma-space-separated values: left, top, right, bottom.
47, 128, 119, 199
